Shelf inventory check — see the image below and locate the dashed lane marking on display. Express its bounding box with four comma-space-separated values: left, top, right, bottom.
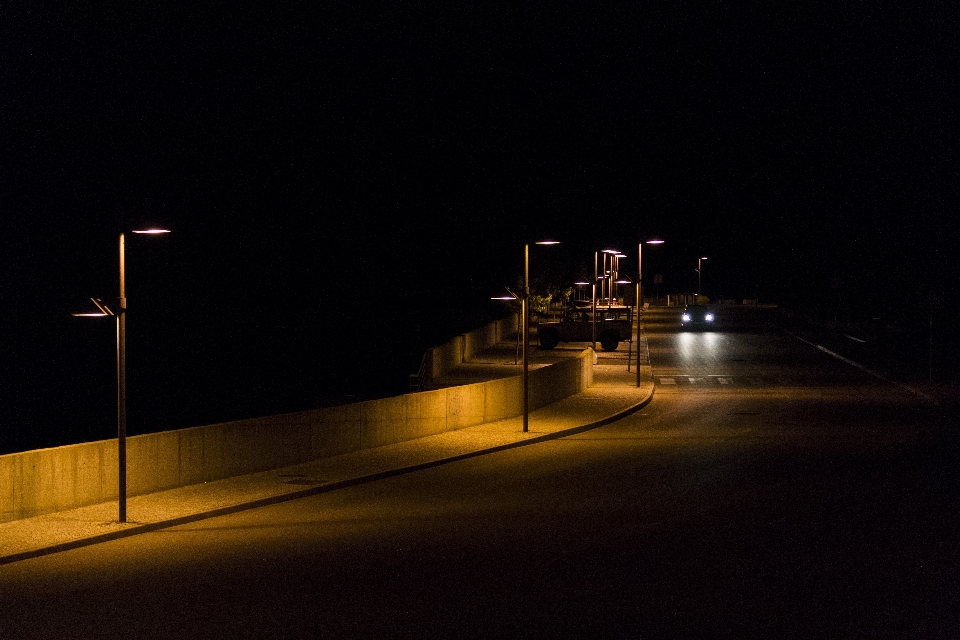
655, 376, 802, 387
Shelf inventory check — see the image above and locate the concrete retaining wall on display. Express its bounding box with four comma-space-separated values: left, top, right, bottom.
428, 315, 519, 382
0, 340, 591, 524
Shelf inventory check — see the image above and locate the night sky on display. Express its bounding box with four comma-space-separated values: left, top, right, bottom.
3, 3, 958, 453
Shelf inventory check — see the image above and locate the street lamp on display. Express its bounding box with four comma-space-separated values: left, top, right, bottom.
611, 272, 634, 371
636, 239, 664, 386
612, 252, 627, 304
522, 240, 559, 433
697, 256, 708, 297
593, 249, 621, 349
598, 249, 620, 304
574, 280, 589, 302
637, 239, 665, 312
73, 227, 170, 523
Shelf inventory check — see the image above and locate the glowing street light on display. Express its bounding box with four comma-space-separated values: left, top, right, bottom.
592, 249, 622, 349
73, 227, 171, 523
522, 240, 559, 433
697, 256, 708, 296
637, 239, 665, 311
598, 249, 621, 304
636, 239, 665, 386
574, 280, 590, 301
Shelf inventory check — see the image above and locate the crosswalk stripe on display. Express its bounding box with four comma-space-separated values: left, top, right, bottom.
655, 376, 798, 386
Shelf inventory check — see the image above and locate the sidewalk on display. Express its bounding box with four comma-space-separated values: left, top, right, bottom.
1, 341, 653, 565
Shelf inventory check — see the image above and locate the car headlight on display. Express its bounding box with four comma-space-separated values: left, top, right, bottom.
682, 314, 691, 322
705, 313, 714, 322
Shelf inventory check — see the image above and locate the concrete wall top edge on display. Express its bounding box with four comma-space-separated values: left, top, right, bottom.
5, 321, 585, 462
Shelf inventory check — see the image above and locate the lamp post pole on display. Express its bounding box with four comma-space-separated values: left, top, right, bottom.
616, 253, 626, 301
522, 243, 530, 433
697, 256, 707, 297
636, 241, 642, 387
638, 243, 644, 312
117, 233, 128, 522
73, 228, 169, 523
521, 241, 558, 433
592, 251, 598, 350
117, 228, 170, 523
636, 239, 665, 386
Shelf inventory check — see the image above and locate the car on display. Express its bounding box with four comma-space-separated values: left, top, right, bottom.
538, 303, 633, 351
680, 304, 715, 329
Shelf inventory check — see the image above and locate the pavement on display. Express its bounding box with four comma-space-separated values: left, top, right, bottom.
1, 336, 654, 566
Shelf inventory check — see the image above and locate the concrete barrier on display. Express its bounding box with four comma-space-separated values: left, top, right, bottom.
0, 335, 591, 524
429, 315, 518, 382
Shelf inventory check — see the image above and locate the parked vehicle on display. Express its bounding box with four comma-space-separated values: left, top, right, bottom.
538, 302, 633, 351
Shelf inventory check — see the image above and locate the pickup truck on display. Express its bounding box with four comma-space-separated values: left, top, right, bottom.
537, 302, 634, 351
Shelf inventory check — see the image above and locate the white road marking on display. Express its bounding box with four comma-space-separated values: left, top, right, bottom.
782, 328, 939, 406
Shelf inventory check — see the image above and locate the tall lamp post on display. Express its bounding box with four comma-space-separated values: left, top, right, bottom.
118, 229, 171, 522
522, 240, 559, 433
637, 239, 665, 312
119, 229, 172, 522
593, 249, 621, 349
697, 256, 708, 297
592, 252, 598, 349
636, 239, 665, 386
74, 227, 170, 523
574, 280, 589, 302
612, 252, 626, 304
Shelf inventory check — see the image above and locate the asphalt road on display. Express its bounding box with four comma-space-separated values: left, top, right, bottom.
1, 306, 957, 639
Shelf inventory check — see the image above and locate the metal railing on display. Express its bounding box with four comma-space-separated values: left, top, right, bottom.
409, 351, 429, 392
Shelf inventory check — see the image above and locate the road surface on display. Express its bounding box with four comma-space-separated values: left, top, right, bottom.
1, 306, 956, 638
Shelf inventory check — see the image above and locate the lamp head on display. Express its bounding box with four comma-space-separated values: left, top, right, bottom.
492, 287, 519, 301
71, 297, 116, 317
116, 209, 173, 235
132, 228, 171, 235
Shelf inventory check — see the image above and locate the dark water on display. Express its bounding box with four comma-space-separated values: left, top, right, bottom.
0, 301, 505, 456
